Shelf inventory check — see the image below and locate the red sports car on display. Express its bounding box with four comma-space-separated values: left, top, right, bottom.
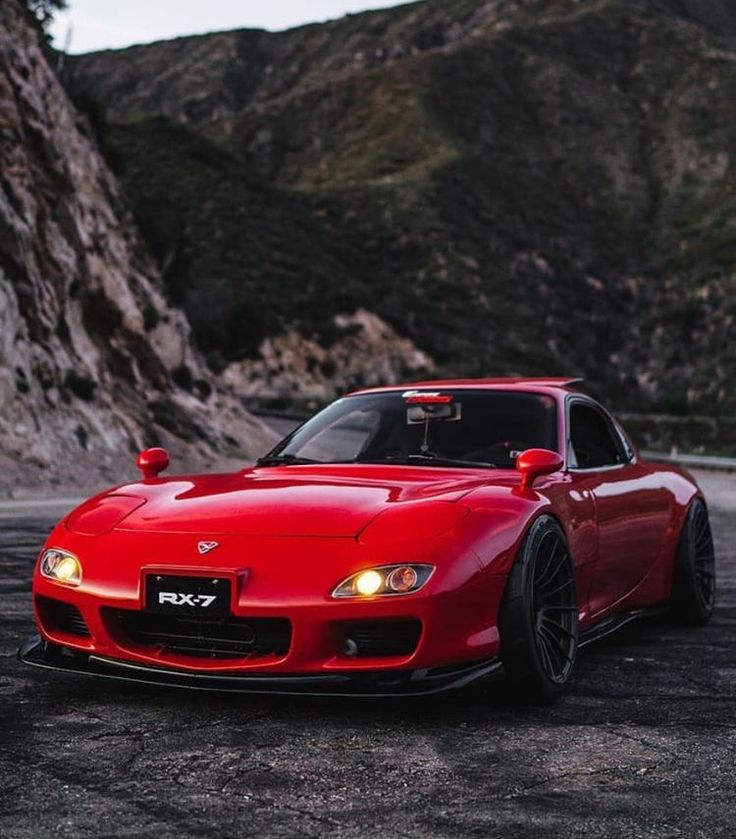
20, 378, 716, 701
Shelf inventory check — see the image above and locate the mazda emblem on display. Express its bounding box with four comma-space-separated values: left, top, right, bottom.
197, 541, 219, 555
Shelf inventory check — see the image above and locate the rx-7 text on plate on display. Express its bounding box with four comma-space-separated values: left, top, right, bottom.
19, 378, 716, 702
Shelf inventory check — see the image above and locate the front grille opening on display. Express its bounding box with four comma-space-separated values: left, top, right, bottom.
104, 610, 292, 660
36, 596, 91, 637
342, 619, 421, 658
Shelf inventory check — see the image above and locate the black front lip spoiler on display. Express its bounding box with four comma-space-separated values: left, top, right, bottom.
18, 635, 503, 697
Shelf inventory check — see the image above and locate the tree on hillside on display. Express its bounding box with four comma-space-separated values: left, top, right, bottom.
25, 0, 67, 29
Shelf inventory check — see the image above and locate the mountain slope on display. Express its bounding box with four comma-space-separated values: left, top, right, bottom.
0, 0, 275, 493
66, 0, 736, 413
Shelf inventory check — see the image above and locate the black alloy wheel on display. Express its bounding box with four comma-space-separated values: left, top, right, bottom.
532, 529, 578, 683
499, 515, 579, 703
671, 498, 716, 625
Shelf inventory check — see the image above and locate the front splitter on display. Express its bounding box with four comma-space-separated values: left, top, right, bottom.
18, 635, 502, 697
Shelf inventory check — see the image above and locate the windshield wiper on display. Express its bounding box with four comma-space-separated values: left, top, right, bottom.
358, 455, 496, 469
255, 454, 321, 467
404, 454, 496, 468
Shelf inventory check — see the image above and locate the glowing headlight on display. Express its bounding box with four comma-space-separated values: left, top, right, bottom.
355, 570, 383, 596
332, 564, 434, 598
40, 549, 82, 586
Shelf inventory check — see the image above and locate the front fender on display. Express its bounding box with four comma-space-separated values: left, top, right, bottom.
458, 488, 553, 576
460, 478, 597, 577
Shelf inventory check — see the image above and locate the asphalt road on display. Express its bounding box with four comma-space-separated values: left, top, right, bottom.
1, 472, 735, 838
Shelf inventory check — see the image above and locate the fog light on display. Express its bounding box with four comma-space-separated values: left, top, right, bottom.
343, 638, 359, 657
40, 549, 82, 586
387, 566, 418, 593
355, 570, 383, 596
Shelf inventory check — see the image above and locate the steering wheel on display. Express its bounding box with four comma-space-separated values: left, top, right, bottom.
463, 440, 531, 467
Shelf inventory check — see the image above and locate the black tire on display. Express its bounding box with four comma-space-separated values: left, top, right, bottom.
499, 515, 579, 703
670, 498, 716, 625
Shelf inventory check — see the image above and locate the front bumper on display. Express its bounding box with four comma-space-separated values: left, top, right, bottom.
27, 525, 508, 687
19, 635, 502, 697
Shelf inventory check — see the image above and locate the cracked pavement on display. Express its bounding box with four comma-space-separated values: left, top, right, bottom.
1, 472, 735, 837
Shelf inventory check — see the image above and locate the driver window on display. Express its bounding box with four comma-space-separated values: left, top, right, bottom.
569, 403, 623, 469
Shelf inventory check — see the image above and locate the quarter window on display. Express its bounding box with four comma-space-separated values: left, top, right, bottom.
569, 403, 623, 469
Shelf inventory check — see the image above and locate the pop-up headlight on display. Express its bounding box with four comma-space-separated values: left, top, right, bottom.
66, 495, 145, 536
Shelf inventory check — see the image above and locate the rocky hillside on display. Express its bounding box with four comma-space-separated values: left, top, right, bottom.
0, 0, 275, 494
64, 0, 736, 415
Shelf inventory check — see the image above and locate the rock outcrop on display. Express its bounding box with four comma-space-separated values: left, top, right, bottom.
223, 309, 434, 408
0, 1, 275, 494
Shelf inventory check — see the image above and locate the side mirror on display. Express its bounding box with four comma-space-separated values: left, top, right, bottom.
516, 448, 563, 490
136, 447, 170, 480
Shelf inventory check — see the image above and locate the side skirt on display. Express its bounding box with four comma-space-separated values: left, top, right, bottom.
579, 606, 669, 649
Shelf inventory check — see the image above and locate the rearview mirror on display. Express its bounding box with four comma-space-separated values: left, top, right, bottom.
407, 403, 461, 424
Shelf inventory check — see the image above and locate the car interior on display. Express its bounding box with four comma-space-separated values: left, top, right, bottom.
568, 402, 625, 469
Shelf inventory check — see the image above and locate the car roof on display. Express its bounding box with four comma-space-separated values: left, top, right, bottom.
349, 377, 583, 397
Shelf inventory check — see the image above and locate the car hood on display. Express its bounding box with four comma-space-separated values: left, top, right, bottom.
89, 465, 512, 537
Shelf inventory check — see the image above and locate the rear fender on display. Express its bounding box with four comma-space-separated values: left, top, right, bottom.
631, 466, 702, 604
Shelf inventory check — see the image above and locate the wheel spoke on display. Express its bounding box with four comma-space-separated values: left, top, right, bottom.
695, 534, 712, 553
539, 623, 573, 664
540, 577, 574, 599
542, 631, 568, 674
534, 539, 561, 588
692, 508, 716, 608
524, 526, 579, 686
542, 554, 568, 591
536, 634, 556, 676
695, 523, 711, 541
693, 514, 713, 553
542, 617, 577, 640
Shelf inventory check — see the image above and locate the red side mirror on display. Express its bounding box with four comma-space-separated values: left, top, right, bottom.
516, 448, 563, 490
136, 447, 170, 480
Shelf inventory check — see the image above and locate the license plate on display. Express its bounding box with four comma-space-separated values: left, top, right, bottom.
146, 574, 231, 617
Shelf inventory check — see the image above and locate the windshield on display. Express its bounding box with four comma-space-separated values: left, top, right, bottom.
264, 390, 559, 468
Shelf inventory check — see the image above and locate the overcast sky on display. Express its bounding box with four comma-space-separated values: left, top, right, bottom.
50, 0, 416, 54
